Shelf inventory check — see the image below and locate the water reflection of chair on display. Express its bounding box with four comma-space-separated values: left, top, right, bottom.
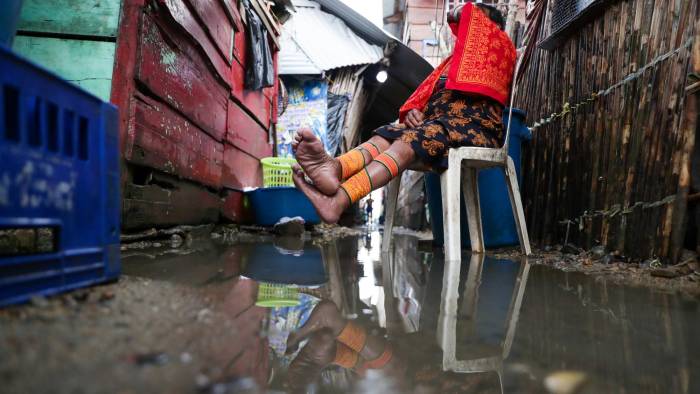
437, 254, 531, 391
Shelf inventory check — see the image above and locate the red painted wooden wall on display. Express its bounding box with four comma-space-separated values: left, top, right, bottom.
111, 0, 277, 229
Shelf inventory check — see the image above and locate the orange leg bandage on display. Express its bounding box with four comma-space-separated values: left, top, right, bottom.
338, 149, 365, 180
358, 141, 381, 159
333, 343, 360, 369
340, 169, 372, 204
336, 321, 367, 353
360, 345, 393, 371
374, 152, 400, 178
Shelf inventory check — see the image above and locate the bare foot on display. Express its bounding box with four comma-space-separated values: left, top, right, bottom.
292, 128, 341, 196
293, 171, 345, 224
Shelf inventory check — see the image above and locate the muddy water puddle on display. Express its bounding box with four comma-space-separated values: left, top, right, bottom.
123, 232, 700, 393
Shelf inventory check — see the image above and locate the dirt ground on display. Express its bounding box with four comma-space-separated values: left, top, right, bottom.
0, 274, 269, 394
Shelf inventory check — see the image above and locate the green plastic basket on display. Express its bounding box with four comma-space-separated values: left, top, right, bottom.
261, 157, 297, 187
256, 282, 300, 308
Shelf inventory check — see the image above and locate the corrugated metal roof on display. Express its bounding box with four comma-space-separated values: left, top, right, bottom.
314, 0, 394, 46
279, 32, 323, 75
279, 2, 384, 74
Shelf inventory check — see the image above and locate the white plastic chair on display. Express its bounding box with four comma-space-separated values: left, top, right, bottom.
382, 59, 531, 259
437, 254, 531, 392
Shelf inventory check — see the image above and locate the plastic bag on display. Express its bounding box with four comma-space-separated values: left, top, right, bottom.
325, 92, 350, 156
244, 0, 274, 90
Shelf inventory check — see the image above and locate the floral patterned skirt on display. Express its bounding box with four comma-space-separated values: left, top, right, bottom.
373, 79, 505, 171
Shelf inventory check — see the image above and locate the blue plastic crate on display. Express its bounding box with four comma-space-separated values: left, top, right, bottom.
0, 46, 120, 307
247, 187, 321, 226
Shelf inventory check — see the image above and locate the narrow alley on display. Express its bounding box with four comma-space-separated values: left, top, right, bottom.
1, 0, 699, 393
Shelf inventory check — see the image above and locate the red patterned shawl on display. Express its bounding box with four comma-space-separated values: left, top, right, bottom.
398, 3, 516, 123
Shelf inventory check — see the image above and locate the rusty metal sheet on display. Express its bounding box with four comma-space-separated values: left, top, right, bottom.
137, 12, 228, 141
128, 94, 223, 189
226, 100, 272, 159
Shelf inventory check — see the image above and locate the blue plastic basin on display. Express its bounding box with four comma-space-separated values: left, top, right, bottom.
425, 108, 531, 248
244, 243, 327, 286
247, 186, 321, 226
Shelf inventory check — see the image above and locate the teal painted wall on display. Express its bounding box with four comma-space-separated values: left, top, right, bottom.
12, 0, 122, 101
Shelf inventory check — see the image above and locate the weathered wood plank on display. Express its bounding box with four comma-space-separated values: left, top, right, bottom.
263, 50, 277, 106
270, 51, 279, 122
111, 0, 142, 154
226, 100, 272, 159
232, 18, 247, 66
186, 0, 236, 62
122, 174, 222, 230
128, 94, 223, 189
13, 36, 115, 101
231, 59, 272, 128
18, 0, 122, 38
221, 190, 246, 223
136, 12, 228, 141
516, 0, 698, 261
160, 0, 232, 85
222, 144, 263, 189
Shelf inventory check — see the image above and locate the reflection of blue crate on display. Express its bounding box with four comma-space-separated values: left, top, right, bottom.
0, 46, 120, 306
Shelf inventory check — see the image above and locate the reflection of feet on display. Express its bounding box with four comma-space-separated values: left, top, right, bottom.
285, 329, 336, 392
287, 300, 345, 354
291, 128, 341, 196
293, 171, 344, 224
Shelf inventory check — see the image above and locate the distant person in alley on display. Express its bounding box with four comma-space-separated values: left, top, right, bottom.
292, 2, 516, 223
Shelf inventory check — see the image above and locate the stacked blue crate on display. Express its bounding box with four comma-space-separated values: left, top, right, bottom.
0, 46, 120, 306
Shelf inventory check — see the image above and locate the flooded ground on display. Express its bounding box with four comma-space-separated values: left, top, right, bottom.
1, 230, 699, 393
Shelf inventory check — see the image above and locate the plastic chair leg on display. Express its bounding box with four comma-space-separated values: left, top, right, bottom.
505, 157, 532, 255
460, 253, 484, 338
463, 166, 485, 253
502, 258, 531, 359
381, 173, 402, 253
441, 162, 462, 262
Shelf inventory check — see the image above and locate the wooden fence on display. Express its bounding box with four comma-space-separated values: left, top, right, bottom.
516, 0, 699, 262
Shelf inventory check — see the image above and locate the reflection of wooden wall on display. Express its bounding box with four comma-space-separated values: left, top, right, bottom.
514, 267, 698, 393
113, 0, 278, 229
516, 0, 699, 261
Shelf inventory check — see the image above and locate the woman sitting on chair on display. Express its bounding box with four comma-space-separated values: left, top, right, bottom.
292, 2, 517, 223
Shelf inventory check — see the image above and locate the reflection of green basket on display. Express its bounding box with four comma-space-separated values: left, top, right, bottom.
261, 157, 297, 187
256, 282, 300, 307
